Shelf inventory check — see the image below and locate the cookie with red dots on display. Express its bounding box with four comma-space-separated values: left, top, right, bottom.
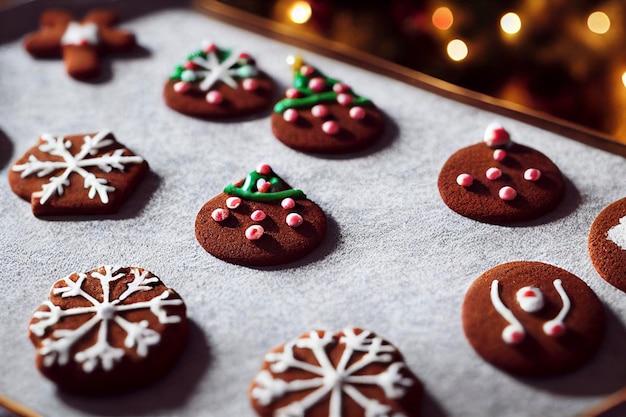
28, 266, 188, 394
271, 56, 385, 154
462, 261, 605, 376
195, 164, 327, 267
163, 40, 275, 119
588, 197, 626, 292
438, 122, 565, 224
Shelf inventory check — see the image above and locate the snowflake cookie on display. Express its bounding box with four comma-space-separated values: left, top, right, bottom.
195, 163, 327, 267
163, 40, 275, 119
23, 9, 136, 79
9, 130, 149, 216
28, 266, 188, 394
249, 328, 423, 417
437, 122, 565, 224
588, 197, 626, 292
271, 56, 385, 154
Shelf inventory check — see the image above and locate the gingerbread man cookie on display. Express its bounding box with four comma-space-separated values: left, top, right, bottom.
23, 9, 136, 79
195, 164, 327, 267
438, 122, 565, 224
271, 56, 385, 154
462, 261, 605, 376
589, 197, 626, 292
9, 130, 149, 216
249, 328, 422, 417
28, 266, 188, 394
163, 40, 275, 119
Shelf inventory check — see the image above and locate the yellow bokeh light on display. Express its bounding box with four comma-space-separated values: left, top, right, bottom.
289, 1, 312, 25
447, 39, 468, 61
587, 11, 610, 34
622, 71, 626, 88
500, 12, 521, 35
432, 7, 453, 30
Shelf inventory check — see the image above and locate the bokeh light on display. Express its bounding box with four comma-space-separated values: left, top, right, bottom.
622, 71, 626, 88
500, 12, 521, 35
587, 11, 610, 34
289, 1, 312, 24
432, 7, 453, 30
447, 39, 468, 61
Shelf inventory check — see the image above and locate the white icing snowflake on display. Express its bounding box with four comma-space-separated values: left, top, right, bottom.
607, 215, 626, 250
182, 44, 257, 92
30, 266, 183, 373
251, 328, 415, 417
12, 130, 144, 205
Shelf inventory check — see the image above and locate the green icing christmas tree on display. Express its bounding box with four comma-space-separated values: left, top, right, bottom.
223, 164, 306, 202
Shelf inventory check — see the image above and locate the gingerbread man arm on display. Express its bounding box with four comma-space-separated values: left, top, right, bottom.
83, 9, 136, 53
23, 10, 73, 57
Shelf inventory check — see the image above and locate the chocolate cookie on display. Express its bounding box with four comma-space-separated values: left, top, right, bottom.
23, 9, 136, 79
271, 56, 385, 154
249, 328, 422, 417
9, 130, 148, 217
589, 197, 626, 292
195, 164, 327, 267
462, 261, 605, 376
163, 40, 274, 119
438, 122, 565, 224
28, 266, 188, 394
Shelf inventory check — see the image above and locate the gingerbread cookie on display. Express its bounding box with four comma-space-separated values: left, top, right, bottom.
271, 56, 385, 154
588, 197, 626, 292
249, 328, 422, 417
163, 40, 275, 119
23, 9, 136, 79
9, 130, 149, 217
195, 164, 327, 267
438, 122, 565, 224
462, 261, 605, 376
28, 266, 188, 394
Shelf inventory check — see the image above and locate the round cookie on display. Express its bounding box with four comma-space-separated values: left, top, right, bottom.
249, 328, 423, 417
28, 266, 188, 394
271, 56, 385, 154
589, 197, 626, 292
9, 130, 149, 217
438, 122, 565, 224
163, 40, 274, 119
462, 261, 605, 376
195, 164, 327, 267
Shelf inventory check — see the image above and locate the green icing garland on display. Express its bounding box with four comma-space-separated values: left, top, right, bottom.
223, 169, 306, 202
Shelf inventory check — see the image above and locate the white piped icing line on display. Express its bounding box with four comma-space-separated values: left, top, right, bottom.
607, 215, 626, 250
30, 266, 182, 372
11, 130, 144, 205
61, 22, 98, 46
542, 279, 570, 337
251, 328, 415, 417
490, 280, 525, 344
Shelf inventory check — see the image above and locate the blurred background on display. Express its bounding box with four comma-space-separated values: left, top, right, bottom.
210, 0, 626, 144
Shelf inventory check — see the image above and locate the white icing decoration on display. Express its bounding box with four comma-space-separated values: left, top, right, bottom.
61, 22, 99, 46
251, 328, 414, 417
30, 266, 183, 373
542, 279, 570, 336
515, 286, 544, 313
12, 130, 144, 205
607, 215, 626, 250
186, 43, 257, 92
490, 280, 525, 344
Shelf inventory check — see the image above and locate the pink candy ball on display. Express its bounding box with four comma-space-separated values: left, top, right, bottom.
245, 225, 264, 240
456, 173, 473, 187
493, 149, 507, 161
174, 81, 191, 94
337, 93, 352, 106
499, 186, 517, 201
311, 104, 329, 118
206, 90, 223, 104
349, 106, 366, 120
202, 41, 216, 54
286, 213, 304, 227
226, 197, 241, 209
308, 77, 326, 92
333, 83, 350, 93
300, 65, 314, 76
250, 210, 267, 222
486, 167, 502, 180
281, 198, 296, 209
283, 108, 299, 123
242, 78, 259, 91
286, 87, 300, 98
322, 120, 340, 135
256, 179, 271, 193
211, 208, 229, 222
256, 163, 272, 175
524, 168, 542, 181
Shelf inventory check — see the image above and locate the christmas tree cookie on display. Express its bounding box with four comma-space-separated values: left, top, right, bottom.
589, 197, 626, 292
163, 40, 275, 119
249, 327, 423, 417
271, 56, 385, 154
9, 130, 149, 217
195, 164, 327, 267
437, 122, 565, 224
28, 266, 188, 394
